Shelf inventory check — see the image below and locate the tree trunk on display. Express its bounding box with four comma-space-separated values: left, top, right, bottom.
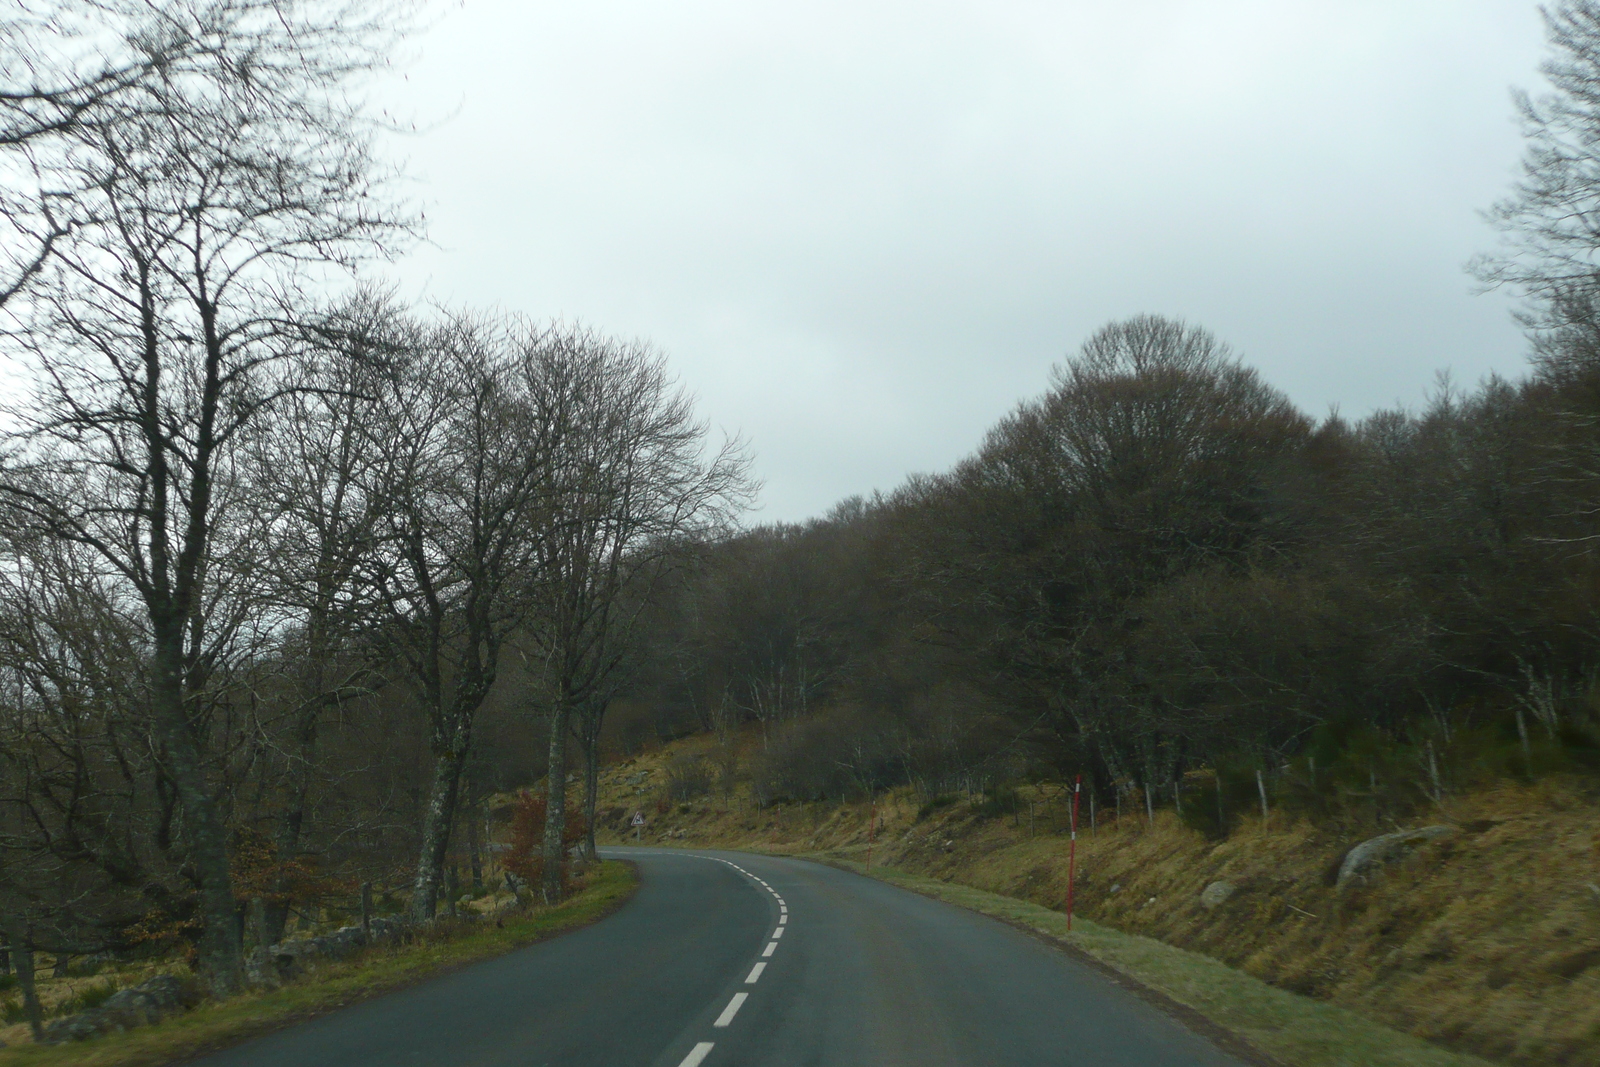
2, 917, 42, 1041
410, 748, 464, 922
467, 805, 484, 893
261, 767, 309, 945
541, 701, 571, 903
263, 691, 322, 945
1514, 704, 1532, 768
152, 636, 244, 996
582, 723, 601, 861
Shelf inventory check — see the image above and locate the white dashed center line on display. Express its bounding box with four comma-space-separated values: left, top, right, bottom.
678, 1041, 716, 1067
651, 853, 793, 1064
714, 993, 748, 1028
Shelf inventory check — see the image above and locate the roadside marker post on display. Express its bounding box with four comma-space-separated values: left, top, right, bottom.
1066, 776, 1082, 931
866, 794, 876, 868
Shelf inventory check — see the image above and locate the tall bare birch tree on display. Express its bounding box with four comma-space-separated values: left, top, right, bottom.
522, 328, 753, 900
239, 294, 401, 943
363, 315, 556, 922
0, 0, 414, 993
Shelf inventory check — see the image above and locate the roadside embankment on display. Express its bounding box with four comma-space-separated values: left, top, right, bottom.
593, 735, 1600, 1067
0, 861, 637, 1067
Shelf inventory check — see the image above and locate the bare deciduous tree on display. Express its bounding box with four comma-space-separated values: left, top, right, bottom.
362, 314, 557, 922
518, 328, 753, 898
1475, 2, 1600, 360
0, 0, 413, 993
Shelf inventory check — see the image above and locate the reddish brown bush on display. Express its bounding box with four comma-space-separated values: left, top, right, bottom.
503, 789, 585, 895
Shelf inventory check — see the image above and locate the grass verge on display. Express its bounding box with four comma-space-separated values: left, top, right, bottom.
814, 856, 1500, 1067
0, 861, 638, 1067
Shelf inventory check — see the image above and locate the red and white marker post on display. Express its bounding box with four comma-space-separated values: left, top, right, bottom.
1066, 776, 1082, 931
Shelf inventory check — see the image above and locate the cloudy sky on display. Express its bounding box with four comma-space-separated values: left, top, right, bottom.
384, 1, 1549, 523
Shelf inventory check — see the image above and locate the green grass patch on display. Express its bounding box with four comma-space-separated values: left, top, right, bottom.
821, 857, 1498, 1067
53, 978, 121, 1018
0, 861, 637, 1067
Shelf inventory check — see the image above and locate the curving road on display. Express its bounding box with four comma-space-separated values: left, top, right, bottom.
189, 847, 1247, 1067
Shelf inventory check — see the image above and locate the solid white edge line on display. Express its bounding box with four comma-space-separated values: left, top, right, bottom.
772, 926, 784, 937
679, 1041, 715, 1067
745, 961, 767, 983
762, 941, 777, 957
714, 992, 748, 1028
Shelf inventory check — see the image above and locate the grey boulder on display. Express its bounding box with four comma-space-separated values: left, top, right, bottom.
1337, 825, 1456, 888
41, 974, 200, 1044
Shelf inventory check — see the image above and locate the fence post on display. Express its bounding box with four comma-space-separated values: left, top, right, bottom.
866, 794, 876, 868
1144, 780, 1154, 827
1067, 776, 1082, 931
361, 882, 373, 941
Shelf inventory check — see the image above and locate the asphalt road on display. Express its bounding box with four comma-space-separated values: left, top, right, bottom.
191, 848, 1246, 1067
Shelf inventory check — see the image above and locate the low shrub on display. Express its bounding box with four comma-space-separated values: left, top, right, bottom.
55, 977, 120, 1017
916, 794, 958, 821
665, 755, 713, 800
973, 784, 1022, 818
502, 789, 584, 897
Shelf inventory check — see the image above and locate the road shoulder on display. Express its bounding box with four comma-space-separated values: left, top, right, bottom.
804, 855, 1499, 1067
0, 861, 639, 1067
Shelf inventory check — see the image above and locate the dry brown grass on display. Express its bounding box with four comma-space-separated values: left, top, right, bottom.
595, 734, 1600, 1067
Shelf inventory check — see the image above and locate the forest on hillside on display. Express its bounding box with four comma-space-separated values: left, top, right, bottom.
616, 313, 1600, 832
610, 5, 1600, 829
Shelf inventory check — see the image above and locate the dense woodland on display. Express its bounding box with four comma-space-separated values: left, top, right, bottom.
612, 3, 1600, 828
618, 315, 1600, 826
2, 0, 1600, 1015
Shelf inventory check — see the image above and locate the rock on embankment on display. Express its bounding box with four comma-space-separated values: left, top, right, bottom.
41, 974, 201, 1044
245, 914, 414, 988
45, 915, 418, 1044
1335, 825, 1457, 888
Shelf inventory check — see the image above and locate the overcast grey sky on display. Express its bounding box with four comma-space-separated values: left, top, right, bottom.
384, 1, 1548, 523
